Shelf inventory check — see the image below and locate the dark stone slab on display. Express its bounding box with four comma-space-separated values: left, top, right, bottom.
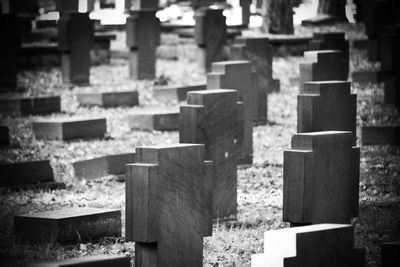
384, 73, 400, 109
301, 14, 341, 26
361, 126, 400, 145
283, 131, 359, 224
268, 34, 311, 56
153, 84, 206, 102
19, 43, 61, 69
0, 160, 54, 187
380, 26, 400, 73
298, 81, 357, 145
252, 224, 365, 267
55, 0, 79, 13
0, 96, 61, 116
180, 89, 243, 219
76, 91, 139, 108
27, 255, 131, 267
363, 0, 396, 38
32, 117, 107, 140
126, 144, 212, 267
14, 207, 121, 244
0, 125, 10, 145
381, 241, 400, 267
351, 71, 383, 84
126, 112, 179, 131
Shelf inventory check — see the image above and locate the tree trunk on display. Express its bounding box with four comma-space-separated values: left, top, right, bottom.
261, 0, 294, 34
317, 0, 346, 19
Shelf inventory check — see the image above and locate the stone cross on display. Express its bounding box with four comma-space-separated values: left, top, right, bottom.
207, 61, 255, 164
126, 144, 213, 267
126, 9, 160, 79
299, 50, 347, 93
283, 131, 359, 225
298, 81, 357, 145
180, 89, 243, 219
252, 224, 365, 267
194, 7, 227, 71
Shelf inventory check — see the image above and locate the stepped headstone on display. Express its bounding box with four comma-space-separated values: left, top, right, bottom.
0, 96, 61, 116
361, 126, 400, 145
126, 111, 179, 131
194, 7, 227, 71
309, 32, 349, 78
153, 84, 206, 102
27, 255, 131, 267
298, 81, 357, 145
381, 241, 400, 267
0, 160, 54, 188
283, 131, 359, 225
207, 61, 255, 164
77, 91, 139, 108
252, 224, 365, 267
351, 71, 383, 84
180, 89, 243, 219
126, 10, 160, 80
0, 14, 20, 92
299, 50, 347, 93
14, 208, 121, 244
0, 125, 10, 145
126, 144, 213, 267
32, 117, 107, 140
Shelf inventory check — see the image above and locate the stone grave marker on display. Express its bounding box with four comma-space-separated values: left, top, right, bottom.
298, 81, 357, 145
207, 61, 255, 164
180, 89, 243, 219
153, 83, 206, 102
58, 9, 94, 85
77, 91, 139, 108
361, 126, 400, 145
126, 144, 213, 267
283, 131, 359, 225
126, 111, 179, 131
33, 117, 107, 140
15, 207, 121, 244
126, 10, 160, 79
0, 14, 20, 92
194, 7, 227, 71
308, 32, 349, 78
381, 241, 400, 267
252, 224, 365, 267
0, 160, 54, 188
0, 96, 61, 116
299, 50, 347, 93
0, 125, 10, 145
240, 0, 251, 26
351, 71, 383, 84
27, 255, 131, 267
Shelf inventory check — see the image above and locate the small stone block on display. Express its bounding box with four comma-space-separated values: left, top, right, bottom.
0, 125, 10, 145
33, 118, 107, 140
351, 71, 383, 84
252, 224, 365, 267
0, 96, 61, 116
14, 207, 121, 244
0, 160, 54, 187
153, 84, 206, 102
27, 255, 131, 267
381, 241, 400, 267
126, 112, 179, 131
361, 126, 400, 145
76, 91, 139, 108
301, 14, 340, 26
283, 131, 360, 224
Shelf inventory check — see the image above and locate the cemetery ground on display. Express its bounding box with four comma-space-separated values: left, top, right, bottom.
1, 23, 400, 267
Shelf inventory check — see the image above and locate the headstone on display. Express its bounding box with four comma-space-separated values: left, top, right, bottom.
252, 224, 365, 267
309, 32, 349, 78
73, 153, 135, 180
0, 125, 10, 145
125, 144, 213, 267
283, 131, 359, 225
126, 111, 179, 131
14, 208, 121, 244
0, 96, 61, 116
180, 89, 243, 219
240, 0, 251, 26
268, 34, 311, 57
0, 160, 54, 188
77, 91, 139, 108
194, 7, 227, 71
58, 12, 94, 85
298, 81, 357, 145
126, 10, 160, 80
384, 73, 400, 109
381, 241, 400, 267
0, 14, 20, 92
351, 71, 383, 84
207, 61, 255, 164
32, 117, 107, 140
153, 84, 206, 102
361, 126, 400, 145
299, 50, 347, 93
27, 255, 131, 267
